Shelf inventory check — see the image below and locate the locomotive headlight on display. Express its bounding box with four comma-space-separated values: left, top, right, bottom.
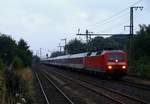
108, 65, 112, 69
115, 60, 118, 62
122, 66, 126, 69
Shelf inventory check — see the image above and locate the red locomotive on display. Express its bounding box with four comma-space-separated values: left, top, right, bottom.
42, 50, 128, 78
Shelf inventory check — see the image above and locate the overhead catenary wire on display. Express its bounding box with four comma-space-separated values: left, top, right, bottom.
97, 12, 130, 33
72, 0, 143, 43
83, 0, 142, 29
99, 19, 130, 34
89, 11, 130, 30
99, 7, 146, 34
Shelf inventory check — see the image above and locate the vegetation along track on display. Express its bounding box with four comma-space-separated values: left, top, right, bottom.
42, 67, 149, 104
33, 69, 74, 104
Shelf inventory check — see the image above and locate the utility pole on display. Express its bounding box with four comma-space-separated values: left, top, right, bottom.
57, 43, 64, 52
84, 29, 93, 43
48, 49, 53, 56
61, 38, 67, 54
62, 38, 67, 46
129, 6, 143, 36
86, 29, 89, 43
130, 7, 134, 36
36, 50, 39, 57
77, 29, 93, 51
130, 6, 143, 35
40, 48, 42, 58
129, 6, 143, 62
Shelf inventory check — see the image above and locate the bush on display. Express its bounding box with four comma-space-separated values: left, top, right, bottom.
0, 58, 5, 70
4, 69, 33, 104
137, 63, 150, 77
12, 57, 24, 70
128, 25, 150, 77
129, 58, 150, 77
5, 70, 20, 96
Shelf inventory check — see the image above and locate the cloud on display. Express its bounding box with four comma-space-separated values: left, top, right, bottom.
0, 0, 148, 55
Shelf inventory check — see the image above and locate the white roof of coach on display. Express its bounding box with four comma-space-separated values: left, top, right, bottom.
42, 52, 88, 60
48, 57, 56, 60
54, 55, 70, 60
69, 52, 88, 58
40, 58, 49, 61
101, 50, 124, 55
90, 52, 97, 56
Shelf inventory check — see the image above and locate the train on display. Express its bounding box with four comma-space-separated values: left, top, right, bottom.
41, 50, 128, 78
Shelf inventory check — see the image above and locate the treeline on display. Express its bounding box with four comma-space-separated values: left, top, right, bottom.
65, 36, 127, 54
0, 33, 33, 103
51, 33, 128, 57
0, 34, 32, 70
129, 25, 150, 76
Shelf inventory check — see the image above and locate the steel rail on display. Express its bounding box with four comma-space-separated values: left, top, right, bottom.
44, 69, 149, 104
43, 70, 125, 104
118, 80, 150, 91
82, 78, 149, 104
41, 71, 74, 104
34, 71, 50, 104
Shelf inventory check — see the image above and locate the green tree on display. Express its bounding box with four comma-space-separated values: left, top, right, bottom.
109, 35, 129, 49
18, 39, 29, 51
0, 34, 32, 69
0, 34, 17, 65
129, 25, 150, 76
133, 25, 150, 60
12, 56, 23, 70
0, 58, 5, 70
88, 37, 120, 51
17, 39, 32, 66
65, 39, 86, 54
32, 55, 40, 64
50, 51, 65, 57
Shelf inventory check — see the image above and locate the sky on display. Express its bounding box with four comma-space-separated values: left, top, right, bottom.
0, 0, 149, 57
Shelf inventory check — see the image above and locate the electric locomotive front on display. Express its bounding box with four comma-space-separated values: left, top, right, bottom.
104, 50, 128, 77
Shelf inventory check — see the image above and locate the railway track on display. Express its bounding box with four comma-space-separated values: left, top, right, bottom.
33, 70, 74, 104
42, 69, 149, 104
117, 79, 150, 91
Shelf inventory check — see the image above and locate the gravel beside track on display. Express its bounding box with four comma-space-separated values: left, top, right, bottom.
43, 70, 147, 104
42, 70, 119, 104
32, 67, 48, 104
120, 77, 150, 90
32, 65, 74, 104
41, 65, 150, 104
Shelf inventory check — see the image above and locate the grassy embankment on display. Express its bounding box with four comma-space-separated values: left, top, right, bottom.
15, 68, 34, 104
0, 70, 5, 104
0, 68, 35, 104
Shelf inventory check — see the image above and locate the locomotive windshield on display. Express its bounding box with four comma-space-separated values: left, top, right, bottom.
108, 53, 126, 60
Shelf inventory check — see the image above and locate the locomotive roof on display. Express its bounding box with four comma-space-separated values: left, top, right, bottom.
90, 52, 97, 56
